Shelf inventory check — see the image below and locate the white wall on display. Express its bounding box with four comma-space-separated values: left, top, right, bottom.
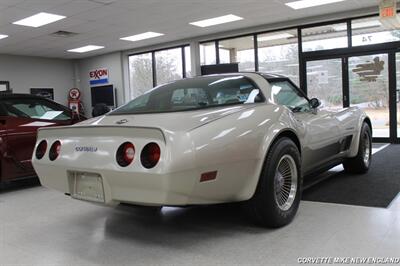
0, 54, 75, 105
76, 52, 124, 116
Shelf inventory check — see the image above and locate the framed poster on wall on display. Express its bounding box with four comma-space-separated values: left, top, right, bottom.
30, 88, 54, 100
91, 84, 115, 107
0, 81, 10, 92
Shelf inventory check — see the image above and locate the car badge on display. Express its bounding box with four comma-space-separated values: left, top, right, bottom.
116, 119, 128, 125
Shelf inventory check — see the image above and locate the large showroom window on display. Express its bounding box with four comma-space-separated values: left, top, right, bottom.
155, 47, 183, 85
302, 23, 348, 52
218, 36, 255, 71
145, 13, 400, 142
129, 52, 153, 98
200, 42, 216, 65
258, 29, 299, 86
185, 46, 192, 77
306, 59, 343, 110
129, 45, 189, 99
352, 16, 400, 46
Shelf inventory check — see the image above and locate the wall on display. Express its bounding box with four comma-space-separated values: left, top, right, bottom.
0, 54, 75, 104
76, 52, 124, 116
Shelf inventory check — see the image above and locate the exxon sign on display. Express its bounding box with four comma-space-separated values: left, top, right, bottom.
89, 68, 109, 85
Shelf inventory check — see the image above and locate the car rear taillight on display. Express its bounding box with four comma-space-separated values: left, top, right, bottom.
35, 140, 47, 160
116, 142, 135, 167
141, 143, 160, 169
49, 141, 61, 161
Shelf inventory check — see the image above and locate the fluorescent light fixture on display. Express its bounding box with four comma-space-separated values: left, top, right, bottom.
258, 33, 294, 41
13, 12, 66, 28
190, 14, 243, 27
333, 20, 382, 31
67, 45, 104, 53
0, 34, 8, 40
285, 0, 346, 10
120, 32, 164, 42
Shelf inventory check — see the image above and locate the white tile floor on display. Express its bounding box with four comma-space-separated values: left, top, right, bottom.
0, 146, 399, 266
0, 187, 399, 266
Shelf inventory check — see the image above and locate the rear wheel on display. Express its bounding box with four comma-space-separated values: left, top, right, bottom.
343, 122, 372, 174
246, 137, 302, 228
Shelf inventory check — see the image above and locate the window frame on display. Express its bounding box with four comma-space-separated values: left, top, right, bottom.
154, 47, 184, 85
267, 77, 312, 112
217, 35, 256, 71
128, 52, 154, 99
198, 11, 400, 94
128, 44, 191, 89
267, 78, 310, 102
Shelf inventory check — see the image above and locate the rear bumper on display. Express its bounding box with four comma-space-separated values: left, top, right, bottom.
34, 164, 226, 206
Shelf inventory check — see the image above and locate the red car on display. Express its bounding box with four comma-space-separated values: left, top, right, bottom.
0, 93, 85, 183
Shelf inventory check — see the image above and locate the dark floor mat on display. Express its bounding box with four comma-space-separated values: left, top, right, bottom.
302, 145, 400, 208
0, 178, 40, 194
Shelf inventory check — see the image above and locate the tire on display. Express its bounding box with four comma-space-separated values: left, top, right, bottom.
245, 137, 302, 228
343, 122, 372, 174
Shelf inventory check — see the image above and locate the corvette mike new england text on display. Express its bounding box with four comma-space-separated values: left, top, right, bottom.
297, 257, 400, 264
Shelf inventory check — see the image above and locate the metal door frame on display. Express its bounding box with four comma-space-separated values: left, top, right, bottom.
302, 49, 399, 143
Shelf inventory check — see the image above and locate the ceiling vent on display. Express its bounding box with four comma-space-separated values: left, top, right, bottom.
50, 31, 78, 37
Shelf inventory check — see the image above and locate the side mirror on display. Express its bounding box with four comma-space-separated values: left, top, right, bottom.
309, 98, 321, 109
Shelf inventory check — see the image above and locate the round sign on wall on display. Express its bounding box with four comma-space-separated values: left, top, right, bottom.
69, 88, 81, 100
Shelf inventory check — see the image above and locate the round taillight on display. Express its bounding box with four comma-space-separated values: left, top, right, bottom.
116, 142, 135, 167
35, 140, 47, 160
141, 143, 160, 169
49, 141, 61, 161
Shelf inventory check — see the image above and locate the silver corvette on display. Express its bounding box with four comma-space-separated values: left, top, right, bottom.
32, 73, 372, 227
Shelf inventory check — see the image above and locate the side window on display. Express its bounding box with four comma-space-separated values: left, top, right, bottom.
3, 98, 71, 120
210, 79, 260, 105
270, 81, 310, 112
171, 88, 209, 106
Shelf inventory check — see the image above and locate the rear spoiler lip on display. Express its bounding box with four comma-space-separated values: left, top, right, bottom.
37, 125, 167, 143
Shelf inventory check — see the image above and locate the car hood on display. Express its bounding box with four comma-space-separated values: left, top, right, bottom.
75, 105, 257, 132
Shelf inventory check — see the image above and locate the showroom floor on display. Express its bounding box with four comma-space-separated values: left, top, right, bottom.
1, 147, 399, 266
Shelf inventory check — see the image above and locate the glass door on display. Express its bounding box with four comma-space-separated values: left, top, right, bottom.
306, 58, 343, 111
305, 53, 397, 142
348, 54, 390, 139
396, 53, 400, 140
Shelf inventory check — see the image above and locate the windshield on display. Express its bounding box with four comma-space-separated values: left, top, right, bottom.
111, 75, 263, 115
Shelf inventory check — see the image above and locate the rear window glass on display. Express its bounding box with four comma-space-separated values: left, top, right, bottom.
111, 75, 263, 115
1, 98, 71, 120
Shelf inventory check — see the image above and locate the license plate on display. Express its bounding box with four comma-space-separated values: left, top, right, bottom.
70, 172, 105, 203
